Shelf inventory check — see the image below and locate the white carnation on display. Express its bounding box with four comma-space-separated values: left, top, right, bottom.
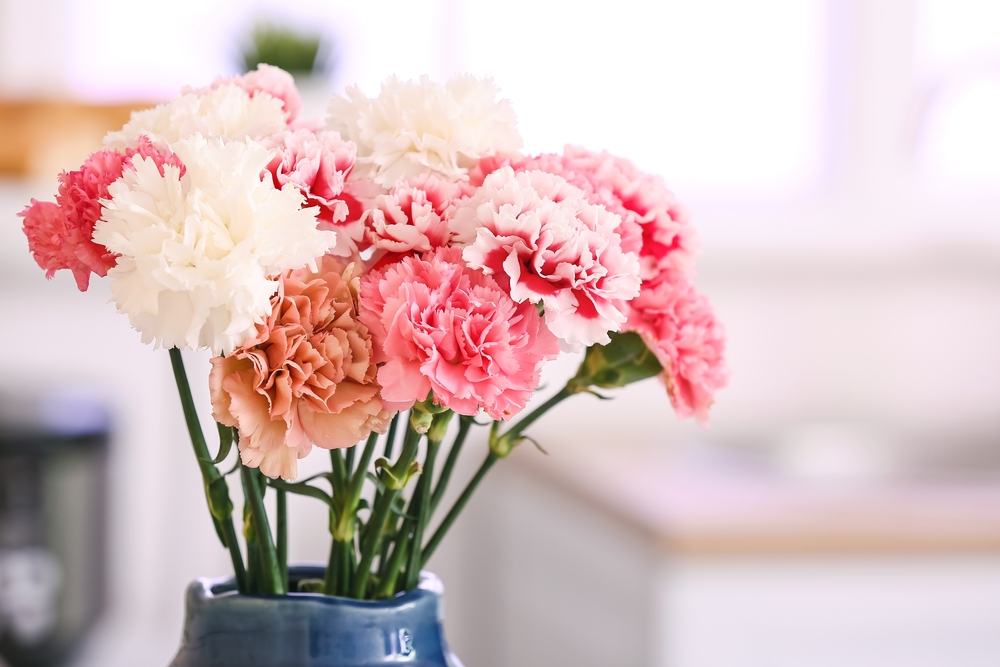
327, 74, 523, 186
104, 85, 287, 151
94, 135, 337, 354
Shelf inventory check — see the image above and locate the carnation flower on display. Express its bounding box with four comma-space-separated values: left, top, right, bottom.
210, 257, 391, 480
358, 247, 559, 420
20, 138, 183, 291
624, 270, 728, 424
363, 173, 457, 258
452, 166, 641, 350
212, 64, 304, 122
93, 134, 337, 354
104, 85, 287, 152
327, 74, 523, 186
261, 128, 357, 229
517, 147, 700, 280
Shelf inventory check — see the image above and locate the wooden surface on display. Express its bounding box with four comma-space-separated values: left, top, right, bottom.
0, 100, 153, 177
509, 441, 1000, 556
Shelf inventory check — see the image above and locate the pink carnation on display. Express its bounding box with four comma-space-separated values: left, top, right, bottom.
262, 128, 357, 231
516, 147, 699, 281
451, 166, 641, 350
625, 270, 728, 425
210, 256, 391, 481
20, 138, 183, 291
215, 64, 303, 122
358, 247, 559, 420
363, 173, 457, 259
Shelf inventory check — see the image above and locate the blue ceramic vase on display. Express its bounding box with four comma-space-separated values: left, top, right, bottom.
169, 566, 462, 667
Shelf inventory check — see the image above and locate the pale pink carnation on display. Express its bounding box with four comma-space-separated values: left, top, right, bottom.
625, 270, 728, 425
214, 64, 303, 122
451, 166, 641, 350
210, 256, 391, 480
363, 173, 457, 259
261, 129, 357, 230
515, 147, 699, 280
358, 247, 559, 420
20, 139, 183, 291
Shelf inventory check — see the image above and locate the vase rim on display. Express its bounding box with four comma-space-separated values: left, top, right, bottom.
195, 563, 444, 607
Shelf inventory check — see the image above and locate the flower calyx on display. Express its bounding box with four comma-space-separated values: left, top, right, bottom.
410, 396, 449, 435
567, 331, 663, 393
487, 420, 521, 459
374, 458, 423, 491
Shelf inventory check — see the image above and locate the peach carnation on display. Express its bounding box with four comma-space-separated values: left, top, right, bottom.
625, 270, 728, 425
451, 166, 641, 350
363, 173, 458, 260
516, 148, 700, 280
214, 64, 304, 122
210, 256, 391, 480
358, 247, 559, 420
20, 139, 183, 291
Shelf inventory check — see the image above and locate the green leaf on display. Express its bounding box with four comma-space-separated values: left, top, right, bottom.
388, 503, 416, 521
297, 471, 334, 486
268, 479, 334, 507
211, 423, 235, 464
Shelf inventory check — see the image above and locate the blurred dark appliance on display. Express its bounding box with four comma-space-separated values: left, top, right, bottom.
0, 389, 109, 667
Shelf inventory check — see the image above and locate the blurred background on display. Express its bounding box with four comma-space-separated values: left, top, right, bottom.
0, 0, 999, 665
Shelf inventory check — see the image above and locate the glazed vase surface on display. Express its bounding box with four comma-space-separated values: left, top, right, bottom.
169, 566, 462, 667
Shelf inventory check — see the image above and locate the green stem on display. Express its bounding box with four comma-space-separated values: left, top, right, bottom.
351, 424, 421, 599
277, 489, 287, 590
376, 529, 411, 598
330, 449, 347, 497
323, 432, 380, 595
168, 348, 246, 592
219, 518, 247, 593
345, 446, 356, 477
323, 535, 341, 596
421, 450, 499, 567
384, 411, 402, 460
240, 463, 285, 594
496, 386, 572, 449
404, 413, 450, 591
430, 415, 473, 515
369, 412, 403, 555
377, 512, 402, 581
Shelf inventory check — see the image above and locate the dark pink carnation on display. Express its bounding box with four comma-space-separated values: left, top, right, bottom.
20, 138, 184, 291
262, 129, 357, 235
215, 64, 304, 122
625, 270, 728, 424
358, 247, 559, 420
363, 173, 458, 259
451, 166, 640, 350
515, 147, 699, 281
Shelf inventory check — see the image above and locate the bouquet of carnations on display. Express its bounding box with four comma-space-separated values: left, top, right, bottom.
20, 66, 727, 600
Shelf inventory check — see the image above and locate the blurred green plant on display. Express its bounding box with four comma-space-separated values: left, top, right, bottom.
241, 21, 326, 75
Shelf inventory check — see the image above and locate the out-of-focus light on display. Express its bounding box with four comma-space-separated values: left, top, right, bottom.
915, 0, 1000, 194
916, 0, 1000, 72
461, 0, 827, 201
918, 76, 1000, 193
